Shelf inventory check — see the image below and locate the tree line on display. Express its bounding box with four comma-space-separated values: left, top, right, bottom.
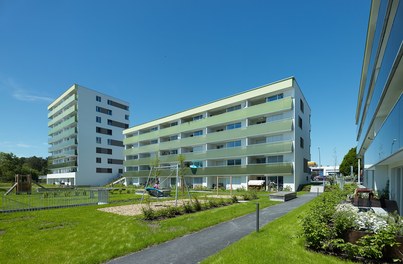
0, 152, 48, 182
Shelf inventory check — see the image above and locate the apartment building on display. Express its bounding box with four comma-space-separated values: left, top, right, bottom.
47, 84, 129, 186
123, 77, 310, 191
356, 0, 403, 214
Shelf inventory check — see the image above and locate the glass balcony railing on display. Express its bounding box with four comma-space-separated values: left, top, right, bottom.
48, 95, 77, 118
48, 105, 77, 127
123, 163, 293, 177
124, 97, 293, 144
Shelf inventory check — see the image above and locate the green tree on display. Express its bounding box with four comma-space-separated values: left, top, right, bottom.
339, 147, 358, 176
0, 152, 19, 182
177, 154, 188, 194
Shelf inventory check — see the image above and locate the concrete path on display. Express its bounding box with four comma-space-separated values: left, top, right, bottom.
107, 193, 316, 264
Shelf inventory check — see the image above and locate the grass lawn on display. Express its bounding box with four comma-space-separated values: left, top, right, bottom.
202, 197, 354, 264
0, 192, 278, 264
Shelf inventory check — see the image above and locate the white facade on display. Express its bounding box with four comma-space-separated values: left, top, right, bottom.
47, 84, 129, 186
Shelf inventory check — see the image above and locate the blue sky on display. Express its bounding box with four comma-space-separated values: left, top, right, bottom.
0, 0, 370, 166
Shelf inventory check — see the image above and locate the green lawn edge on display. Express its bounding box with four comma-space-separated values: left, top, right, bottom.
0, 193, 278, 264
201, 196, 354, 264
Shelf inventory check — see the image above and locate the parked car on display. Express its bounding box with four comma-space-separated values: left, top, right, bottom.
314, 175, 326, 181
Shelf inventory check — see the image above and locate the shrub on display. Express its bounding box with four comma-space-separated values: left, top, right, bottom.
208, 199, 218, 208
193, 197, 202, 212
142, 206, 156, 220
183, 202, 194, 213
231, 195, 238, 203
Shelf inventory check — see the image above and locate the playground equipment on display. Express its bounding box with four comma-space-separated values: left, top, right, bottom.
4, 174, 49, 196
141, 164, 192, 206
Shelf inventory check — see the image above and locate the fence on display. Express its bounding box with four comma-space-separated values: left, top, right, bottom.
1, 189, 109, 213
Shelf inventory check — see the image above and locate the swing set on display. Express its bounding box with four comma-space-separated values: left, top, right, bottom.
140, 164, 192, 207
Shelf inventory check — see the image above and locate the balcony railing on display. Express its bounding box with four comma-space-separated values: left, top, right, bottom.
123, 163, 293, 177
124, 97, 293, 144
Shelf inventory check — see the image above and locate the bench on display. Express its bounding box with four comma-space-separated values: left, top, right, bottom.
269, 191, 297, 202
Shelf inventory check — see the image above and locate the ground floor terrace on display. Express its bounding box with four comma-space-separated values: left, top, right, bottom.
363, 149, 403, 215
118, 174, 295, 191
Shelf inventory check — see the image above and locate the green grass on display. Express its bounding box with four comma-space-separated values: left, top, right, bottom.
0, 193, 277, 264
202, 197, 354, 264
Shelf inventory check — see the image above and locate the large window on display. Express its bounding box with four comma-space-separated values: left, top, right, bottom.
96, 127, 112, 135
227, 159, 241, 166
300, 99, 304, 113
266, 93, 284, 102
226, 140, 241, 148
96, 106, 112, 115
298, 116, 303, 129
227, 122, 241, 130
226, 105, 241, 112
96, 147, 112, 154
267, 155, 283, 163
192, 130, 203, 137
96, 168, 112, 173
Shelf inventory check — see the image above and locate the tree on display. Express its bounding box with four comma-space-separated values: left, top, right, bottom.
0, 152, 48, 182
177, 154, 187, 194
339, 147, 358, 176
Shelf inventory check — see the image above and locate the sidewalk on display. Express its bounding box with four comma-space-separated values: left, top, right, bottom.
107, 193, 316, 264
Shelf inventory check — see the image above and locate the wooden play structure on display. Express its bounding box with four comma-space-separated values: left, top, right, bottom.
4, 174, 48, 195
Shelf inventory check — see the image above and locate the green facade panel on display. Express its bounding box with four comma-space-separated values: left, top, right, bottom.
124, 118, 293, 156
48, 161, 77, 169
48, 116, 77, 135
48, 95, 77, 118
123, 163, 293, 177
48, 127, 77, 144
48, 105, 77, 127
124, 141, 293, 166
124, 97, 292, 145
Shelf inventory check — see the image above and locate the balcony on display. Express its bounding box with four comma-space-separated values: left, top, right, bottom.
48, 105, 77, 127
48, 161, 77, 170
48, 95, 77, 118
48, 116, 77, 136
48, 127, 77, 144
48, 139, 77, 153
124, 97, 293, 144
123, 163, 293, 177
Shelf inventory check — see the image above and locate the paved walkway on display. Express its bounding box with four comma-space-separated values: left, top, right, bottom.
107, 193, 317, 264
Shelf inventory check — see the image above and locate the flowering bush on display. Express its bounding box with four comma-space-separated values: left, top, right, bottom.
301, 186, 403, 262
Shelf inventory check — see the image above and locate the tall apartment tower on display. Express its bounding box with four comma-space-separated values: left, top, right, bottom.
356, 0, 403, 214
123, 77, 310, 191
47, 84, 130, 186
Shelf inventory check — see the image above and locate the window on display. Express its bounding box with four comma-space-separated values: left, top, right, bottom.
107, 99, 129, 110
96, 157, 102, 163
192, 115, 203, 121
118, 169, 123, 174
96, 106, 112, 115
96, 127, 112, 135
256, 157, 266, 164
108, 139, 124, 147
267, 114, 282, 122
227, 159, 241, 166
108, 119, 129, 129
226, 105, 241, 112
192, 161, 203, 168
227, 122, 241, 130
193, 145, 204, 153
226, 140, 241, 148
267, 135, 283, 142
96, 116, 101, 123
96, 147, 112, 154
267, 155, 283, 163
300, 137, 304, 148
96, 137, 102, 144
96, 168, 112, 173
170, 121, 178, 127
298, 116, 303, 129
266, 93, 284, 102
125, 114, 129, 120
96, 96, 101, 102
192, 130, 203, 137
107, 159, 123, 165
300, 99, 304, 113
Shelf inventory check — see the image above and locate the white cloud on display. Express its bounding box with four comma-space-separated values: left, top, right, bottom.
0, 77, 53, 102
